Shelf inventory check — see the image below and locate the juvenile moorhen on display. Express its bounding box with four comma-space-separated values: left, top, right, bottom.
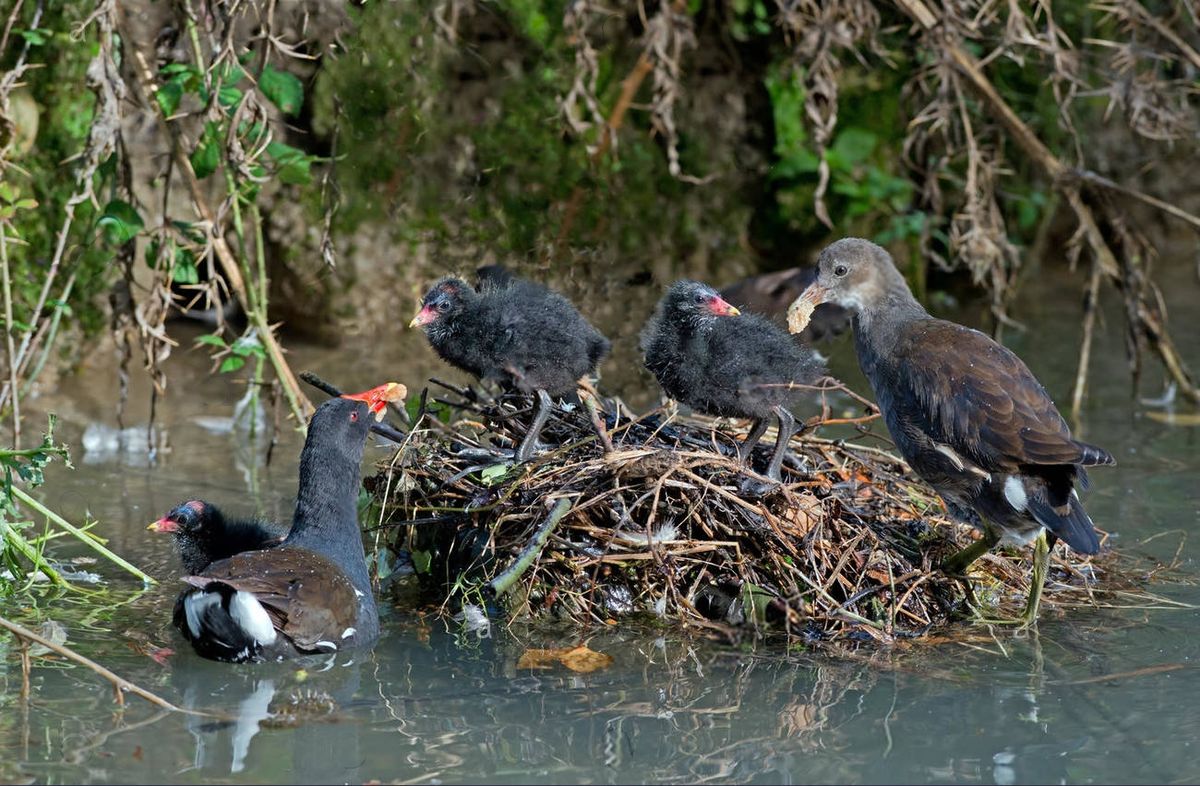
149, 500, 286, 574
640, 281, 825, 483
410, 273, 611, 461
173, 382, 405, 663
799, 238, 1114, 623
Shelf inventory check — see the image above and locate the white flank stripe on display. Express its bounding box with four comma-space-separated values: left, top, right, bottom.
1003, 476, 1028, 512
230, 591, 277, 646
314, 640, 338, 651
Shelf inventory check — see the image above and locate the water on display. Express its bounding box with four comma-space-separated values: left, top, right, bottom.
2, 260, 1198, 785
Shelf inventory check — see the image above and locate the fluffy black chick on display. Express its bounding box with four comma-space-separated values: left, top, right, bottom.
640, 280, 825, 482
411, 273, 611, 461
149, 500, 286, 575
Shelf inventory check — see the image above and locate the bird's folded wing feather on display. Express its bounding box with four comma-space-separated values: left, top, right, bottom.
895, 321, 1086, 470
184, 548, 358, 650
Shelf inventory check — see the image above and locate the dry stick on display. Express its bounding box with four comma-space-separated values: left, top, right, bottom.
0, 615, 204, 714
0, 226, 19, 446
892, 0, 1200, 404
127, 48, 313, 423
1070, 260, 1103, 421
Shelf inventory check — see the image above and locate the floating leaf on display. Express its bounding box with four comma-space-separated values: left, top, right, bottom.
97, 200, 144, 245
259, 65, 303, 115
517, 645, 613, 673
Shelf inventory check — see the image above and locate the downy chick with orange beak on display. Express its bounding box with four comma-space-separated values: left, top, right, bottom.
796, 238, 1113, 624
640, 281, 825, 483
149, 500, 286, 575
410, 274, 611, 462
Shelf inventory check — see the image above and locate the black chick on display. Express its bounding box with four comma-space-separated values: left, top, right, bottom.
800, 238, 1114, 623
410, 273, 611, 461
149, 500, 286, 575
640, 280, 825, 482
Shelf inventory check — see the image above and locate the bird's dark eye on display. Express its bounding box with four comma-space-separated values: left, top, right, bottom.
693, 292, 707, 304
834, 264, 848, 277
436, 300, 450, 311
349, 411, 359, 422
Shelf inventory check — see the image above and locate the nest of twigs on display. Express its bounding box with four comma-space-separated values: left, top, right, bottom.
364, 379, 1112, 643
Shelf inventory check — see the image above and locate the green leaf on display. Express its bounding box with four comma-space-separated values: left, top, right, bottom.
195, 333, 228, 348
217, 85, 243, 109
172, 249, 199, 284
230, 334, 265, 358
156, 80, 184, 116
16, 28, 49, 46
831, 128, 877, 166
479, 463, 510, 486
266, 140, 314, 185
218, 356, 245, 374
259, 65, 304, 115
97, 200, 144, 245
190, 122, 221, 179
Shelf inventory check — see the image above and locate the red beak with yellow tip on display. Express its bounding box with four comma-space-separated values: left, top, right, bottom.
707, 295, 741, 317
409, 305, 437, 329
341, 382, 408, 421
148, 517, 179, 534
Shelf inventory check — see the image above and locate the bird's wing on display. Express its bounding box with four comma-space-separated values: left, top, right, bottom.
890, 321, 1101, 470
186, 548, 358, 650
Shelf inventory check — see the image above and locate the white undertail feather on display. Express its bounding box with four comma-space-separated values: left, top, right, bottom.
1003, 476, 1028, 512
341, 627, 356, 639
230, 590, 277, 646
184, 592, 220, 639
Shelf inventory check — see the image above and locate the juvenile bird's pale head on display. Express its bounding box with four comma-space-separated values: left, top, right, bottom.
409, 278, 474, 331
800, 238, 910, 316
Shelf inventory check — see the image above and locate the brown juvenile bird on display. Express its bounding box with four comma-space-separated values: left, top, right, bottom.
798, 238, 1114, 624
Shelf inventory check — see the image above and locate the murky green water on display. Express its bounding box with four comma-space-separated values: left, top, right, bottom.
2, 259, 1198, 784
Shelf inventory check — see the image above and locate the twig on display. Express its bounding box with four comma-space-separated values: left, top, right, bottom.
487, 498, 570, 597
1070, 259, 1103, 421
0, 615, 204, 713
0, 223, 19, 446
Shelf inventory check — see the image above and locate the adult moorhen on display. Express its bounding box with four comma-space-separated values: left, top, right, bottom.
798, 238, 1114, 623
640, 281, 825, 483
173, 382, 405, 662
410, 273, 611, 461
149, 500, 286, 574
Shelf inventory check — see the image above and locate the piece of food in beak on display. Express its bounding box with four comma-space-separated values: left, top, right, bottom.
788, 284, 827, 335
341, 382, 407, 421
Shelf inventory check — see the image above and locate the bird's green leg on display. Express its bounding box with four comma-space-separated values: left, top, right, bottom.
1019, 530, 1050, 628
940, 528, 1002, 576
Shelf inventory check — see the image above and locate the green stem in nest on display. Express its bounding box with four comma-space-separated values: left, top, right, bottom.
10, 486, 155, 585
487, 498, 570, 598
